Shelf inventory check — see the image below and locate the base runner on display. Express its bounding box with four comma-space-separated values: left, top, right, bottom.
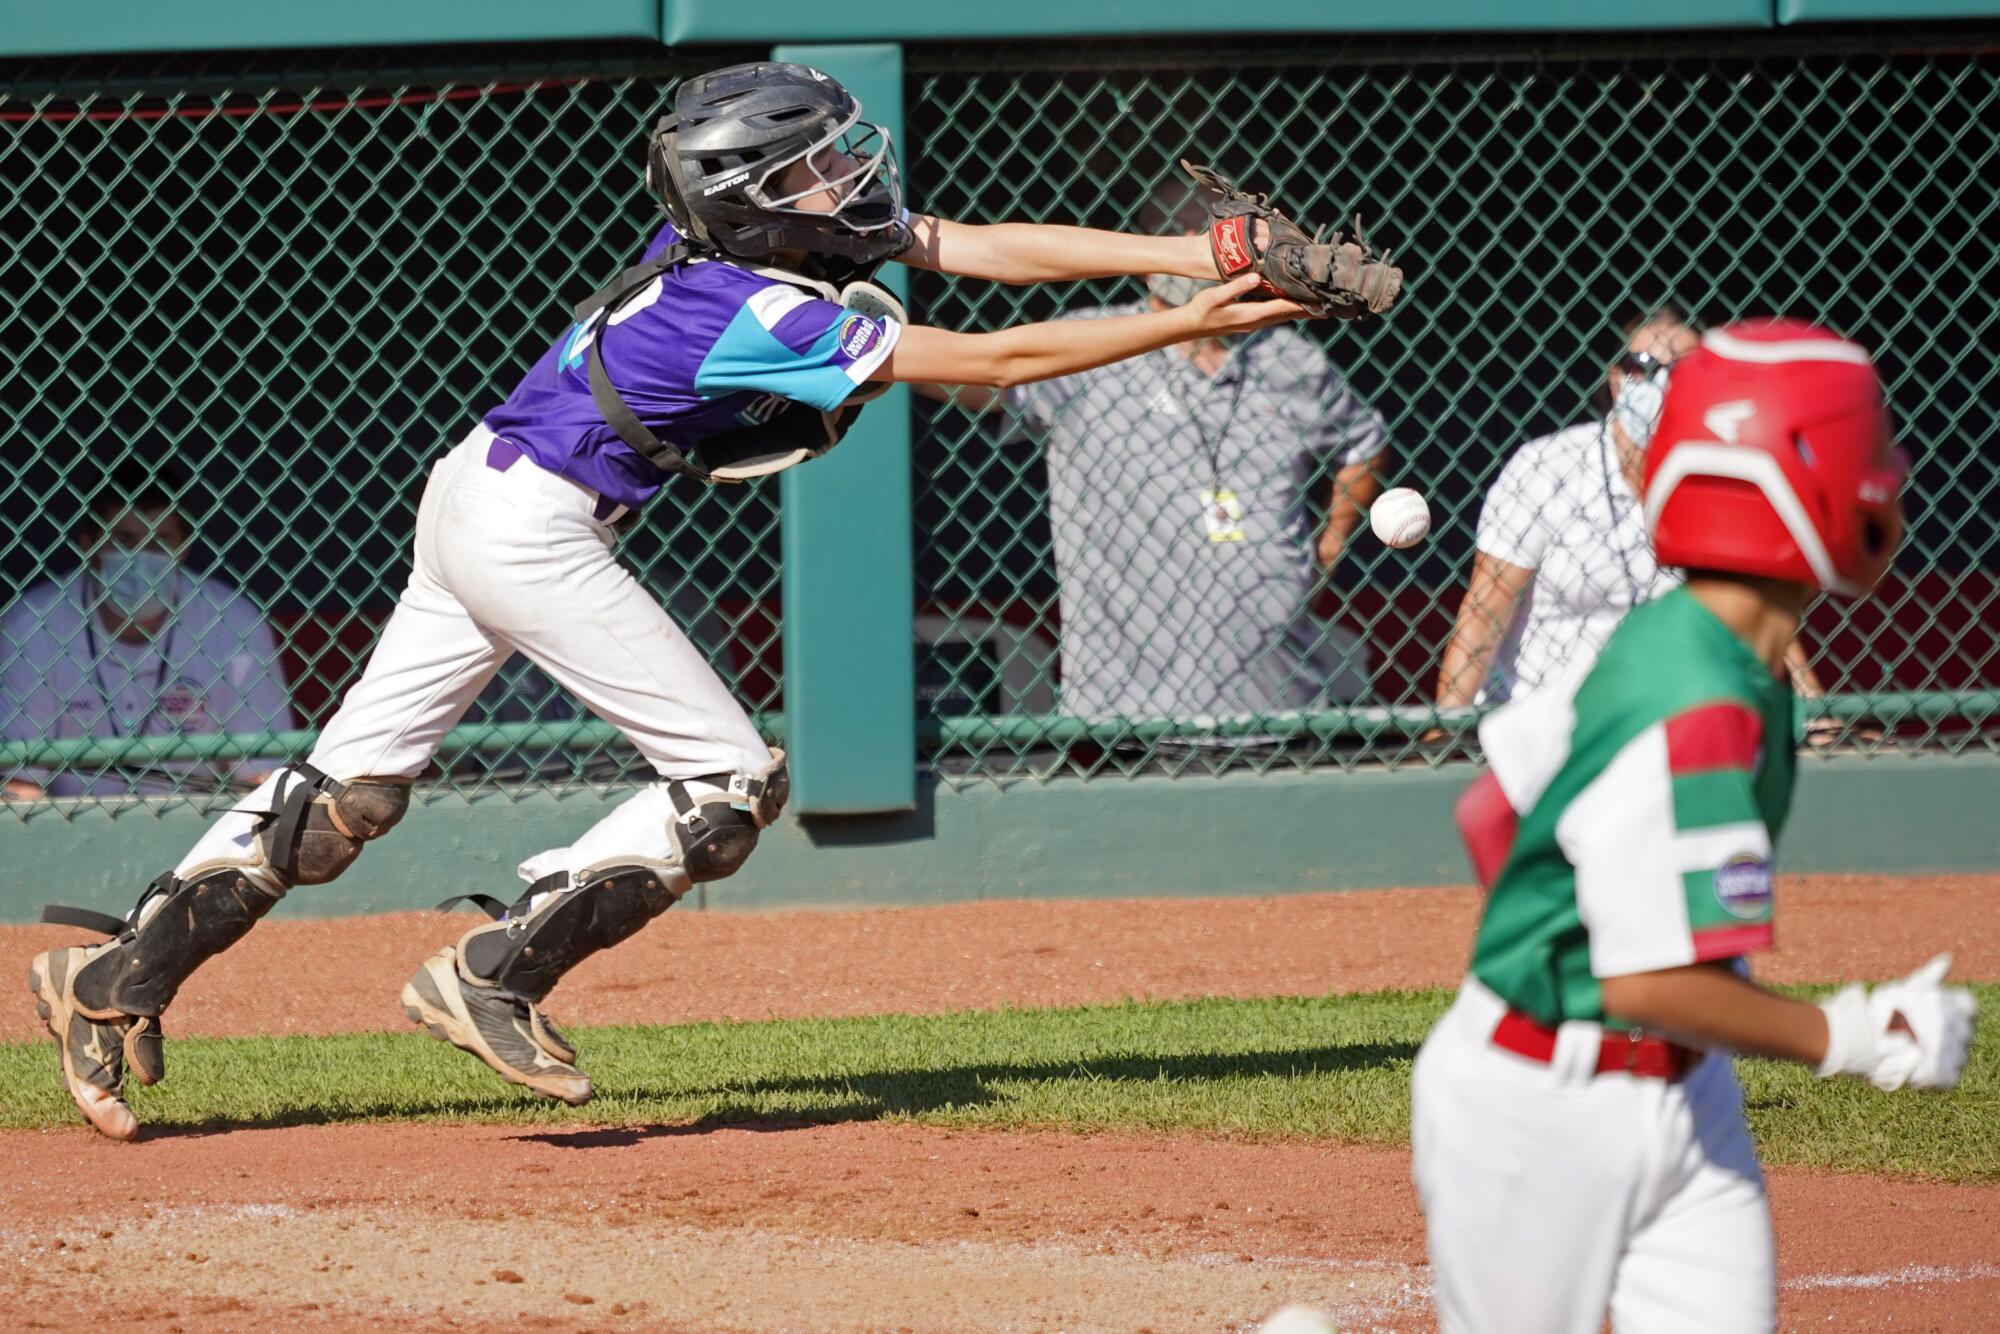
1413, 320, 1976, 1333
28, 61, 1401, 1140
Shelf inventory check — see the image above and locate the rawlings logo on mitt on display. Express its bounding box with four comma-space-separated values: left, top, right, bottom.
1183, 159, 1403, 321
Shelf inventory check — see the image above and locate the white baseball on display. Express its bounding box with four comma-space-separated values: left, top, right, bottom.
1369, 486, 1431, 548
1257, 1306, 1341, 1334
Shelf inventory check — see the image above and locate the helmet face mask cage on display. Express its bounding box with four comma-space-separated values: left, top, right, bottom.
745, 115, 905, 237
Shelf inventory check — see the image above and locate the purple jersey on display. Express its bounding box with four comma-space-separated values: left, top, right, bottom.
482, 224, 901, 508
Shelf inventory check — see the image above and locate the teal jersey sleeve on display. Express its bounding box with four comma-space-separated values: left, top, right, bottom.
693, 282, 900, 413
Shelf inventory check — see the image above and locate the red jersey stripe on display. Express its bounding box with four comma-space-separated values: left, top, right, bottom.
1455, 770, 1518, 892
1665, 701, 1764, 776
1692, 922, 1774, 961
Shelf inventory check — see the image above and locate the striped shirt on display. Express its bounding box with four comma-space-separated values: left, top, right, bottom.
1455, 585, 1795, 1025
1007, 304, 1388, 721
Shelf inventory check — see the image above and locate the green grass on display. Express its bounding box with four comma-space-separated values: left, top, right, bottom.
3, 986, 1995, 1180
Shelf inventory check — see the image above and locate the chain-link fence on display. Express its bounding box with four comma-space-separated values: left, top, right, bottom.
908, 33, 1999, 782
2, 33, 1995, 815
0, 47, 780, 813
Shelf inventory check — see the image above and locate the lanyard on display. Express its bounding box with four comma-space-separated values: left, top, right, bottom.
82, 609, 177, 739
1163, 342, 1254, 493
1596, 421, 1650, 608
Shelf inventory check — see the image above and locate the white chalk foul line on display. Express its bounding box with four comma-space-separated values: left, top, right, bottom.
1785, 1263, 2000, 1292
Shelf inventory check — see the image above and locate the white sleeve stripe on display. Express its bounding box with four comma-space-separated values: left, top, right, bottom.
1556, 723, 1699, 979
745, 283, 814, 330
842, 316, 901, 385
1672, 822, 1772, 873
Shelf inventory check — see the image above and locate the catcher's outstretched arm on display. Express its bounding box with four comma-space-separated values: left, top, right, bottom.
872, 274, 1306, 389
898, 215, 1221, 286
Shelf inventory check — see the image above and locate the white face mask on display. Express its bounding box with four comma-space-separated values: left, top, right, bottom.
95, 546, 179, 621
1610, 364, 1670, 449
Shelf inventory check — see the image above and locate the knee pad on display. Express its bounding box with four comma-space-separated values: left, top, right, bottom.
258, 765, 411, 887
732, 747, 789, 828
667, 791, 759, 883
665, 749, 788, 884
449, 863, 684, 1002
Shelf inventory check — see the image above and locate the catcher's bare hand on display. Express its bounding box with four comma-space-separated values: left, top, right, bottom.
1183, 159, 1404, 320
1184, 273, 1314, 335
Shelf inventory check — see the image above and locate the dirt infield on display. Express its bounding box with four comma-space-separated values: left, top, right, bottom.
2, 873, 1995, 1330
3, 1123, 1996, 1331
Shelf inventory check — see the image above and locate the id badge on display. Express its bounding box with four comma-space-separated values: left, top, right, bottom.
1200, 487, 1247, 543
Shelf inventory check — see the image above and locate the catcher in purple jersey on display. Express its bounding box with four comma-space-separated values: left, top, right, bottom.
29, 61, 1403, 1139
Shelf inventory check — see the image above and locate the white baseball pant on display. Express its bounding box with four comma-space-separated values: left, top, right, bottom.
177, 425, 772, 885
1411, 977, 1776, 1334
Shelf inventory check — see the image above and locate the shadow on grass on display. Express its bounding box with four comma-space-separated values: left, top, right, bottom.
127, 1092, 544, 1140
114, 1040, 1419, 1142
520, 1040, 1421, 1147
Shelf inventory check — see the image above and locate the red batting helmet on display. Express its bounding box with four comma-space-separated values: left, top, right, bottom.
1642, 319, 1907, 597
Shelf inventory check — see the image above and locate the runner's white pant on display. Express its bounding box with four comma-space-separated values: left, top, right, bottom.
178, 426, 771, 885
1411, 978, 1776, 1334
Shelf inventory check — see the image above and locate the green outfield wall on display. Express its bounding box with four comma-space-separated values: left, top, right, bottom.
1, 755, 1993, 923
5, 0, 1993, 57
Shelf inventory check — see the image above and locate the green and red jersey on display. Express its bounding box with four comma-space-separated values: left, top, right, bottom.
1456, 585, 1797, 1026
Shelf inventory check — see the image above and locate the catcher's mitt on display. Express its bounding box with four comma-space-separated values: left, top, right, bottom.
1182, 160, 1402, 320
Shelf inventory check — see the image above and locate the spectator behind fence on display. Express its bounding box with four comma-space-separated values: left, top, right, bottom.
1434, 305, 1827, 713
925, 180, 1390, 725
1, 459, 295, 798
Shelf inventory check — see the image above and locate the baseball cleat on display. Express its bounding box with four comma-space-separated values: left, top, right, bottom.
525, 1005, 579, 1067
400, 947, 593, 1105
27, 946, 141, 1141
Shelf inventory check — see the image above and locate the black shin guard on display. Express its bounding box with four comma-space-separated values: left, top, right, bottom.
68, 870, 285, 1018
454, 867, 680, 1003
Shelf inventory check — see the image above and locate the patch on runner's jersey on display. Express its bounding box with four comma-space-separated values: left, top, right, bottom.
836, 314, 883, 359
1713, 854, 1774, 919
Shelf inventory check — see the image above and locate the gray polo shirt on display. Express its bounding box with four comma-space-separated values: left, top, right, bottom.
1008, 303, 1388, 723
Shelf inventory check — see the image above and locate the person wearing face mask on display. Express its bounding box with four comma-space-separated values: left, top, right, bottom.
0, 460, 295, 799
922, 176, 1392, 731
1435, 305, 1823, 715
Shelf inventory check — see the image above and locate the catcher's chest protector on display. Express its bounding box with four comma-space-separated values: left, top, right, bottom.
572, 248, 888, 485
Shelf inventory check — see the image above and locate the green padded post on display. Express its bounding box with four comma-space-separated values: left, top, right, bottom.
773, 42, 917, 814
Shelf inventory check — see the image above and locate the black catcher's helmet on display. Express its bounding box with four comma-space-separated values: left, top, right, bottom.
648, 62, 911, 272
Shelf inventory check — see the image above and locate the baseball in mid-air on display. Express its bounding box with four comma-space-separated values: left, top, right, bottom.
1257, 1305, 1341, 1334
1370, 486, 1431, 548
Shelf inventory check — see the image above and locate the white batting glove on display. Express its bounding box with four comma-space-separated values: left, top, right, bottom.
1817, 953, 1978, 1091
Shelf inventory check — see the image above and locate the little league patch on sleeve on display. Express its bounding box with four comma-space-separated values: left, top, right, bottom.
1713, 854, 1775, 920
837, 314, 883, 360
